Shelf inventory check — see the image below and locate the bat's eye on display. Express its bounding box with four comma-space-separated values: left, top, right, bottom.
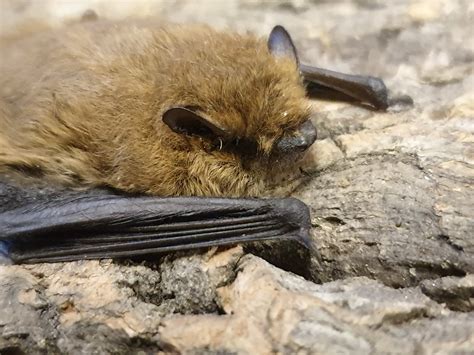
234, 137, 259, 156
275, 120, 317, 154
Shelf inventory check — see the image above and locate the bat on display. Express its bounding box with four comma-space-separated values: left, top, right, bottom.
0, 21, 388, 264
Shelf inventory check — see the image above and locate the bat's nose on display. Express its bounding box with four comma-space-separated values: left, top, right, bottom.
297, 120, 317, 150
275, 120, 317, 154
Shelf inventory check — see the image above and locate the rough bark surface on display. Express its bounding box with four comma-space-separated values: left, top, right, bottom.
1, 0, 473, 354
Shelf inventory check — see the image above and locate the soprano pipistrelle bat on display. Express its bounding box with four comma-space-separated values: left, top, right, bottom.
0, 21, 388, 264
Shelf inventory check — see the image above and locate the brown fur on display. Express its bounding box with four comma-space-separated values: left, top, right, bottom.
0, 20, 311, 197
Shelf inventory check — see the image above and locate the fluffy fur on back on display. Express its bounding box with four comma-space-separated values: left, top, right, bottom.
0, 20, 310, 197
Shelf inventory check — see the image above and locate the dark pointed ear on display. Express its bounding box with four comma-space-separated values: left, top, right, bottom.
267, 25, 299, 66
162, 107, 229, 140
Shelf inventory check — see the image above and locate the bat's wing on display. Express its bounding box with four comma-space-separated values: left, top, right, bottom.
301, 64, 389, 110
267, 25, 389, 110
0, 180, 311, 264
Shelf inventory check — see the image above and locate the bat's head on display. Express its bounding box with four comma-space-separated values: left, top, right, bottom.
156, 25, 317, 195
162, 26, 316, 158
163, 26, 316, 156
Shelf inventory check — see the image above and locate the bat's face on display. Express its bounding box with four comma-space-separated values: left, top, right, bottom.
161, 26, 317, 179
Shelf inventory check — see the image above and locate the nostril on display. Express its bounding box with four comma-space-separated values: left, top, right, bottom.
294, 137, 311, 150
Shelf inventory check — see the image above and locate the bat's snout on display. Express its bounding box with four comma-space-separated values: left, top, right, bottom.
297, 120, 317, 150
275, 120, 317, 154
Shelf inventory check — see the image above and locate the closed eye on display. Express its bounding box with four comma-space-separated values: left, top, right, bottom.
211, 136, 259, 156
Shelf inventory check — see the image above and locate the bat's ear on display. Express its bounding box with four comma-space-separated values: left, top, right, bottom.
267, 25, 299, 66
162, 107, 229, 140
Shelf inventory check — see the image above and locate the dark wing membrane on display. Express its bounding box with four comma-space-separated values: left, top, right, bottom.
0, 180, 311, 264
301, 64, 389, 110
